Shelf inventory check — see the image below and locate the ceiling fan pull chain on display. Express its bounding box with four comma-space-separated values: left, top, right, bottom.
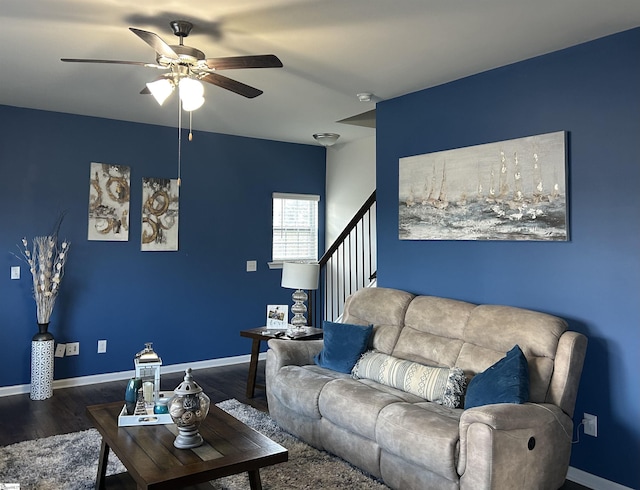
189, 111, 194, 142
177, 97, 182, 187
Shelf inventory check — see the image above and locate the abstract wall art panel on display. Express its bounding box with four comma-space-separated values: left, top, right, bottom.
88, 162, 131, 241
399, 131, 568, 241
141, 177, 179, 252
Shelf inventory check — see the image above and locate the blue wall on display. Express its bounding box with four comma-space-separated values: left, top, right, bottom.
0, 106, 325, 386
376, 28, 639, 487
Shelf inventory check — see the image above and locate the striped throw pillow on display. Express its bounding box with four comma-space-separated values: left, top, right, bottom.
352, 350, 467, 408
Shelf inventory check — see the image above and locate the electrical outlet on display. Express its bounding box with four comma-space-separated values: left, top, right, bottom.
97, 340, 107, 353
246, 260, 257, 272
66, 342, 80, 356
10, 266, 20, 280
583, 413, 597, 437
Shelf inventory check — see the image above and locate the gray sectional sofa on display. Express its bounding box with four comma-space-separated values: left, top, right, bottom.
266, 287, 587, 490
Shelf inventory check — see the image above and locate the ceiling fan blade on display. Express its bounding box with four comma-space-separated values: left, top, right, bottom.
205, 54, 283, 70
129, 27, 178, 59
201, 73, 263, 98
60, 58, 160, 68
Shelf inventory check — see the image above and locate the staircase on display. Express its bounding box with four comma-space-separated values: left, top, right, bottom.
309, 191, 377, 327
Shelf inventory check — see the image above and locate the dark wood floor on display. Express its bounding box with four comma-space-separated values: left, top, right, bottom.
0, 361, 268, 446
0, 360, 589, 489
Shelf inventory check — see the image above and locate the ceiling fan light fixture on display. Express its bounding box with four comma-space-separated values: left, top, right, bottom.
313, 133, 340, 147
182, 94, 205, 112
179, 77, 204, 97
179, 78, 205, 111
147, 78, 174, 106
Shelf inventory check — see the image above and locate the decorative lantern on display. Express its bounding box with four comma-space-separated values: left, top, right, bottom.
168, 368, 211, 449
134, 342, 162, 407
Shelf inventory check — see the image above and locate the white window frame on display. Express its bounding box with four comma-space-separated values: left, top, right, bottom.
269, 192, 320, 269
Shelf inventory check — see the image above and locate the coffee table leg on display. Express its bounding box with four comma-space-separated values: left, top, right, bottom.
246, 339, 262, 398
96, 438, 110, 490
248, 469, 263, 490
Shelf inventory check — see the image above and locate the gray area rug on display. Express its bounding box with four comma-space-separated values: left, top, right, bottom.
0, 399, 388, 489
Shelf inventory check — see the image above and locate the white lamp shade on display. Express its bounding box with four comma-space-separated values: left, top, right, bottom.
181, 94, 205, 112
179, 77, 205, 97
147, 78, 174, 106
281, 262, 319, 290
179, 78, 205, 111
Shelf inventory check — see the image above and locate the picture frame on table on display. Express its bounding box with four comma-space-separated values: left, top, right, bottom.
266, 305, 288, 328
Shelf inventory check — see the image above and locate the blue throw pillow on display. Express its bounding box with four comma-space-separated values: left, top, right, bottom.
464, 345, 530, 409
314, 321, 373, 374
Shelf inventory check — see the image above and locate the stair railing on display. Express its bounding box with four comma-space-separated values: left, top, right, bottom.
309, 190, 376, 327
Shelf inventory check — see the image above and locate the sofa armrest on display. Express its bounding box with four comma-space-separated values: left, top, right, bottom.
458, 403, 573, 490
460, 402, 571, 434
265, 338, 323, 381
548, 330, 587, 417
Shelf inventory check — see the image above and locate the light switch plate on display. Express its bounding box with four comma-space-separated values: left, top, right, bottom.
246, 260, 257, 272
11, 266, 20, 280
55, 344, 66, 358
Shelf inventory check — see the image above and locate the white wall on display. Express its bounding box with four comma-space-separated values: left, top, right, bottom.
325, 135, 376, 249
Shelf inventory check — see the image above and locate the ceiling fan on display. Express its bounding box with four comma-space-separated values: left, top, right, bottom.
61, 20, 283, 101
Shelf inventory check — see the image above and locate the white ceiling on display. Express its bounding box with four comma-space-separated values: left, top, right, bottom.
1, 0, 639, 146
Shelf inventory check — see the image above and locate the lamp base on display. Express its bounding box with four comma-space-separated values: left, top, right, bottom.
290, 289, 308, 329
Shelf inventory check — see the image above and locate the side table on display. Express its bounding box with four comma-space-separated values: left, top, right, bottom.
240, 327, 323, 398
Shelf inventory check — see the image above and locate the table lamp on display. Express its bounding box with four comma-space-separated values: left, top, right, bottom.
281, 262, 319, 330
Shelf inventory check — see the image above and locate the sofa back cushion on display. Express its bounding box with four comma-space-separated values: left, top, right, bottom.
344, 288, 569, 406
342, 288, 414, 354
458, 304, 566, 403
393, 295, 475, 366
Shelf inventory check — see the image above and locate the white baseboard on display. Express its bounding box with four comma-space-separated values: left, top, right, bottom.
567, 467, 633, 490
0, 353, 266, 397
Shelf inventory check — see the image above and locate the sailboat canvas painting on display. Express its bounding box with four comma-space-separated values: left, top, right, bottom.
399, 131, 568, 241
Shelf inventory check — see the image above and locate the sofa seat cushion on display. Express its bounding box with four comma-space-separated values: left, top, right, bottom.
270, 365, 339, 419
318, 378, 406, 440
376, 402, 463, 481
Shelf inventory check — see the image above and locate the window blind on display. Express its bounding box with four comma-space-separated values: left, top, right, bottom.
272, 193, 319, 262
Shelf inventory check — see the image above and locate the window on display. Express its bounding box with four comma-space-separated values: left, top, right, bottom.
272, 192, 319, 263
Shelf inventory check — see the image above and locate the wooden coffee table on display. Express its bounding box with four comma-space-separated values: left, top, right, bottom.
87, 401, 287, 490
